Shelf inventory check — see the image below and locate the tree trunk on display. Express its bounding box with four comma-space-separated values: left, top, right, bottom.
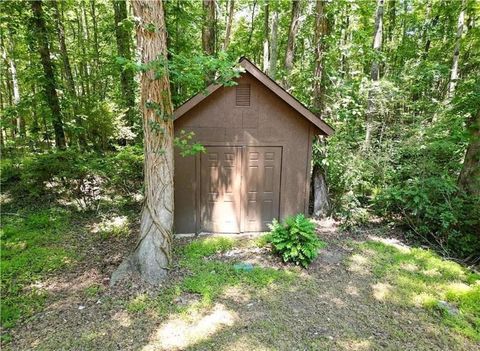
340, 4, 350, 78
202, 0, 216, 83
111, 0, 174, 286
262, 1, 270, 74
223, 0, 234, 50
269, 8, 279, 79
313, 0, 328, 112
458, 108, 480, 197
311, 1, 330, 217
364, 0, 384, 150
113, 0, 136, 126
31, 0, 66, 149
447, 0, 466, 101
53, 0, 87, 148
284, 0, 301, 84
202, 0, 216, 56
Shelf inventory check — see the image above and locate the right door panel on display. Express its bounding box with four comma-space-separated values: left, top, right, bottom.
243, 147, 282, 232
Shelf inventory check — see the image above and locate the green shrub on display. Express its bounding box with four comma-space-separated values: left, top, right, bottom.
267, 214, 326, 267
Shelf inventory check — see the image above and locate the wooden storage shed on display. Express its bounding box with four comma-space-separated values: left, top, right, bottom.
173, 58, 333, 234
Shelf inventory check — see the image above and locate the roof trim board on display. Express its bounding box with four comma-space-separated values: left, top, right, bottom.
173, 57, 334, 136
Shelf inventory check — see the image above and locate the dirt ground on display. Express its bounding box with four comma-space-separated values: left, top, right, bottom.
4, 219, 479, 351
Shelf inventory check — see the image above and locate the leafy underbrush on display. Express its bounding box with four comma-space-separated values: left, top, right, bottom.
1, 146, 143, 209
354, 239, 480, 340
0, 208, 76, 330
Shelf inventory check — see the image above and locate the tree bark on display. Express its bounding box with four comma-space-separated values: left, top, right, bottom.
269, 8, 279, 79
313, 0, 328, 112
202, 0, 216, 56
262, 1, 270, 74
113, 0, 136, 126
111, 0, 174, 286
458, 108, 480, 197
53, 0, 87, 148
447, 0, 466, 101
2, 32, 24, 138
223, 0, 234, 50
31, 0, 66, 149
202, 0, 216, 83
284, 0, 301, 83
311, 1, 330, 217
364, 0, 384, 150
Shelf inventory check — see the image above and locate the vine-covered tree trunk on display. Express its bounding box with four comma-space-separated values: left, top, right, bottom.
364, 0, 384, 149
458, 108, 480, 197
113, 0, 136, 126
31, 0, 66, 149
284, 0, 301, 84
111, 0, 174, 286
223, 0, 234, 50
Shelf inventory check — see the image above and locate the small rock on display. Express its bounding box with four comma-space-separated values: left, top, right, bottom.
437, 300, 459, 315
78, 305, 85, 310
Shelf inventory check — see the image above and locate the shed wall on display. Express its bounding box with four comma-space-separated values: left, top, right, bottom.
174, 73, 314, 233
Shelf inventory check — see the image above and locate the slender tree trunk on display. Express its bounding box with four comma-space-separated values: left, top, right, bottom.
458, 108, 480, 197
311, 1, 330, 217
111, 0, 174, 286
223, 0, 234, 50
447, 0, 466, 101
202, 0, 216, 83
313, 0, 328, 112
31, 0, 66, 149
53, 0, 87, 148
364, 0, 384, 149
113, 0, 136, 126
202, 0, 216, 56
340, 4, 350, 78
2, 33, 24, 138
269, 8, 279, 79
90, 0, 101, 94
284, 0, 301, 84
262, 1, 270, 74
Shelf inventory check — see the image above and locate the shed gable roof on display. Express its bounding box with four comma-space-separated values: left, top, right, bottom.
173, 57, 334, 136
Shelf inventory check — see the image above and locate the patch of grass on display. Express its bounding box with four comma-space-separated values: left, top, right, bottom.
126, 237, 298, 319
355, 239, 480, 340
84, 284, 104, 298
0, 208, 76, 329
181, 236, 235, 261
180, 237, 296, 304
126, 293, 152, 313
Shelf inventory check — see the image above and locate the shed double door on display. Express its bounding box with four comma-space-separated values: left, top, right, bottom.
200, 146, 282, 233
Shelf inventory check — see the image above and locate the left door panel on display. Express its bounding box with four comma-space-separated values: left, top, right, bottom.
200, 147, 242, 233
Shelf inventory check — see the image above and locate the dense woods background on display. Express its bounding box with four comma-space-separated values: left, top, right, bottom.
1, 0, 479, 259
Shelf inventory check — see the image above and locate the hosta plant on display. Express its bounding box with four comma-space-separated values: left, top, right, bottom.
267, 214, 326, 267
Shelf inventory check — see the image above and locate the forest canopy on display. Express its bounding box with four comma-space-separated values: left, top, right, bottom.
1, 0, 479, 259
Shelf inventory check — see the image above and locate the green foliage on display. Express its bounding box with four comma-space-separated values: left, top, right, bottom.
173, 130, 206, 157
0, 208, 75, 329
354, 240, 480, 340
267, 214, 326, 267
1, 146, 143, 207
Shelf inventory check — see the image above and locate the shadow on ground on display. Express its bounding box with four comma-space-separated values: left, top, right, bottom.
4, 220, 479, 351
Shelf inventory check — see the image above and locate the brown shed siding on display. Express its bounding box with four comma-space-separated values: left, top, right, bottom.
174, 72, 320, 233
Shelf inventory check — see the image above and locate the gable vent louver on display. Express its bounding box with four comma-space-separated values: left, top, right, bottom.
236, 84, 251, 106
